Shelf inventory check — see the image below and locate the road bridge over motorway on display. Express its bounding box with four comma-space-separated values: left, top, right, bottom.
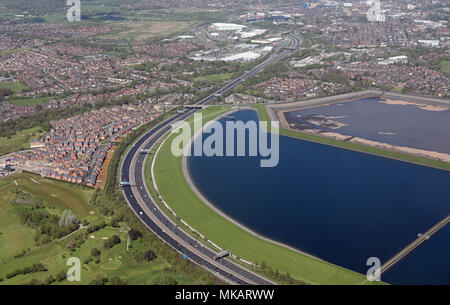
120, 34, 302, 284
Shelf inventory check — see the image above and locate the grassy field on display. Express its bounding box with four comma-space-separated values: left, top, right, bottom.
0, 172, 94, 262
0, 48, 26, 56
150, 106, 369, 285
252, 104, 450, 172
0, 185, 35, 260
98, 21, 195, 41
194, 72, 236, 84
0, 126, 45, 156
439, 60, 450, 75
0, 171, 215, 284
0, 224, 197, 285
0, 81, 29, 94
7, 96, 54, 107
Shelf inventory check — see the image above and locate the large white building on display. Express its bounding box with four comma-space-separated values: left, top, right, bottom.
378, 55, 408, 65
211, 23, 246, 31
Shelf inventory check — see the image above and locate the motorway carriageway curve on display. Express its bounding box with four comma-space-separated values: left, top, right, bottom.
120, 34, 301, 284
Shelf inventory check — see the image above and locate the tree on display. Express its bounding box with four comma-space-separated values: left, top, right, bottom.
91, 248, 101, 257
111, 235, 121, 244
89, 274, 108, 285
110, 218, 120, 228
104, 235, 121, 248
143, 250, 157, 261
45, 275, 56, 285
56, 271, 67, 282
128, 229, 142, 241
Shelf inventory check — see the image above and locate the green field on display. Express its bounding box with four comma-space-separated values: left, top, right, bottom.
439, 60, 450, 75
0, 126, 45, 156
150, 106, 369, 285
0, 172, 218, 284
0, 172, 94, 262
0, 224, 195, 285
194, 73, 236, 84
98, 21, 195, 41
0, 81, 29, 94
0, 48, 26, 56
252, 104, 450, 172
8, 96, 54, 107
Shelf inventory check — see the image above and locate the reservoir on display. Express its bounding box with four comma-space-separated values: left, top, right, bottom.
188, 109, 450, 284
284, 98, 450, 154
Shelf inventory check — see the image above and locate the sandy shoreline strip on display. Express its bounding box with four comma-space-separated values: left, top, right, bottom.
350, 137, 450, 163
282, 126, 450, 165
381, 99, 449, 112
266, 90, 450, 166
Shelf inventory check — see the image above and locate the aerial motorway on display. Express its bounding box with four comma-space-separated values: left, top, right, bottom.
198, 33, 302, 105
120, 34, 301, 285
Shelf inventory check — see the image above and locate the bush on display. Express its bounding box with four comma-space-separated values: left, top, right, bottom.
128, 229, 142, 241
89, 275, 108, 285
110, 218, 120, 228
104, 235, 121, 249
87, 222, 106, 233
84, 257, 93, 264
5, 263, 47, 279
45, 275, 56, 285
56, 271, 67, 282
6, 270, 20, 279
91, 248, 101, 257
143, 250, 157, 261
29, 278, 43, 285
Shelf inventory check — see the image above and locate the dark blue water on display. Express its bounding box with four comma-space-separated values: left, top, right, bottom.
188, 109, 450, 284
285, 98, 450, 154
383, 225, 450, 285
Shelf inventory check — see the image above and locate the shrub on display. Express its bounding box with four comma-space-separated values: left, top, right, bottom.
56, 271, 67, 282
45, 275, 56, 285
91, 248, 101, 257
128, 229, 142, 241
144, 250, 157, 261
104, 235, 121, 249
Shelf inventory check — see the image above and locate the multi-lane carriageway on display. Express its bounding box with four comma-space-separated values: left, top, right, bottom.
120, 34, 301, 284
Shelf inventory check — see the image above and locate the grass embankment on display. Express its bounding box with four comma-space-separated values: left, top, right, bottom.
0, 126, 45, 156
151, 106, 369, 285
252, 104, 450, 171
